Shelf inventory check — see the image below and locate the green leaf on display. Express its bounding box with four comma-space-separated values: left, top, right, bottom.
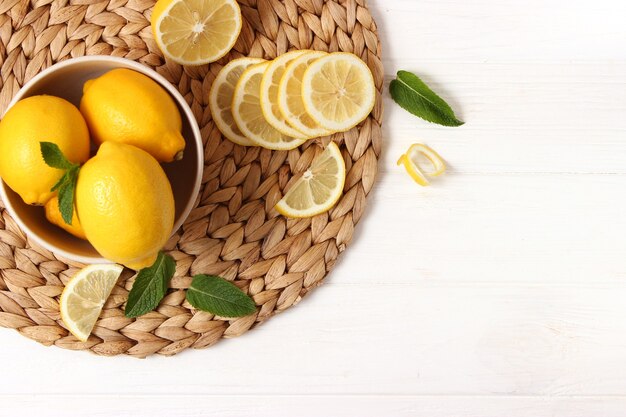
57, 166, 79, 225
40, 142, 76, 170
186, 275, 256, 318
389, 70, 464, 127
125, 252, 176, 318
40, 142, 81, 225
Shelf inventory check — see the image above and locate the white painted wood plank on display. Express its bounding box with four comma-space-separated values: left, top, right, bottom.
2, 395, 626, 417
367, 0, 626, 174
380, 63, 626, 173
4, 282, 626, 396
369, 0, 626, 62
348, 173, 626, 284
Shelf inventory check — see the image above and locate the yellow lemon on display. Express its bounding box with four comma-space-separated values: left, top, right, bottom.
80, 68, 185, 163
209, 57, 265, 146
151, 0, 242, 66
60, 264, 124, 342
76, 142, 175, 270
302, 52, 376, 132
277, 50, 332, 138
275, 142, 346, 218
232, 62, 306, 150
0, 95, 90, 205
44, 195, 87, 240
260, 50, 310, 139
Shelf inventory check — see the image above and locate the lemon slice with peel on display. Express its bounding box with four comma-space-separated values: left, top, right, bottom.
397, 143, 446, 186
278, 50, 332, 138
232, 62, 306, 150
209, 57, 265, 146
302, 52, 376, 133
60, 264, 124, 342
260, 50, 310, 140
151, 0, 242, 66
275, 142, 346, 218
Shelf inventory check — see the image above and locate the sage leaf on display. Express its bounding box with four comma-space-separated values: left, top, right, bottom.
186, 275, 256, 318
125, 252, 176, 318
389, 70, 464, 127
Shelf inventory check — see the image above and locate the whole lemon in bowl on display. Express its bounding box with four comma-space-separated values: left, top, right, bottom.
0, 95, 90, 205
80, 68, 186, 162
76, 142, 175, 270
44, 195, 87, 240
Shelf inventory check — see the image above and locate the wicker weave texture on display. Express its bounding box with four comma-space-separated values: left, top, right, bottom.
0, 0, 383, 357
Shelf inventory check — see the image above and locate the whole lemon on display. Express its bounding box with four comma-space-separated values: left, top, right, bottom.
44, 195, 87, 240
0, 95, 90, 205
76, 142, 175, 270
80, 68, 186, 163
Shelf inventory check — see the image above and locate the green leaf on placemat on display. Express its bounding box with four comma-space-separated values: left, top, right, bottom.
389, 70, 464, 127
125, 252, 176, 318
186, 275, 256, 318
41, 142, 81, 225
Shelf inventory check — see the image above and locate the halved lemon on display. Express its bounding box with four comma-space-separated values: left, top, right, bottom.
277, 50, 332, 138
397, 143, 446, 186
151, 0, 242, 66
302, 52, 376, 133
209, 57, 265, 146
232, 62, 306, 150
260, 50, 310, 140
60, 264, 124, 342
275, 142, 346, 218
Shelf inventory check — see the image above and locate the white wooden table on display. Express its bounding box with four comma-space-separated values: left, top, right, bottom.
3, 1, 626, 415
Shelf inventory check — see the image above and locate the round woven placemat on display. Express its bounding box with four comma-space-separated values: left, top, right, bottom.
0, 0, 382, 357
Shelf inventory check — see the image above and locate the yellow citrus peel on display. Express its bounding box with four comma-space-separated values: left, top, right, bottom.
397, 143, 446, 186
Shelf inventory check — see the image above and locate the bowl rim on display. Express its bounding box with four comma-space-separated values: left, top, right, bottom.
0, 55, 204, 265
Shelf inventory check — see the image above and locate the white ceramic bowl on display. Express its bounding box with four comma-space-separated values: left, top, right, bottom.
0, 56, 203, 264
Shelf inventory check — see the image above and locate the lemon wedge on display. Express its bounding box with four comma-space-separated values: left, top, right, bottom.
275, 142, 346, 218
278, 50, 332, 138
302, 52, 376, 132
232, 62, 306, 150
209, 57, 265, 146
60, 264, 124, 342
260, 50, 310, 140
397, 143, 446, 186
151, 0, 242, 66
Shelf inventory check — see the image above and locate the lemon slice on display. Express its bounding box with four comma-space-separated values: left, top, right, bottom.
397, 143, 446, 186
60, 264, 124, 342
232, 62, 306, 150
209, 57, 265, 146
278, 50, 333, 138
302, 52, 376, 132
260, 50, 310, 140
275, 142, 346, 218
151, 0, 242, 66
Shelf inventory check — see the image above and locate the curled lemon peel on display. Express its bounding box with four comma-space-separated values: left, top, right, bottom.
397, 143, 446, 186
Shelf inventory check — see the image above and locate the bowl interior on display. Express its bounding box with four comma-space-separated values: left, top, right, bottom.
1, 58, 201, 263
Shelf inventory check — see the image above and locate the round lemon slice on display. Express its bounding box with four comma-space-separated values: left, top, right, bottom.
232, 62, 306, 150
209, 57, 265, 146
277, 50, 333, 138
302, 52, 376, 132
151, 0, 242, 66
275, 142, 346, 218
260, 50, 310, 140
60, 264, 124, 342
397, 143, 446, 186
